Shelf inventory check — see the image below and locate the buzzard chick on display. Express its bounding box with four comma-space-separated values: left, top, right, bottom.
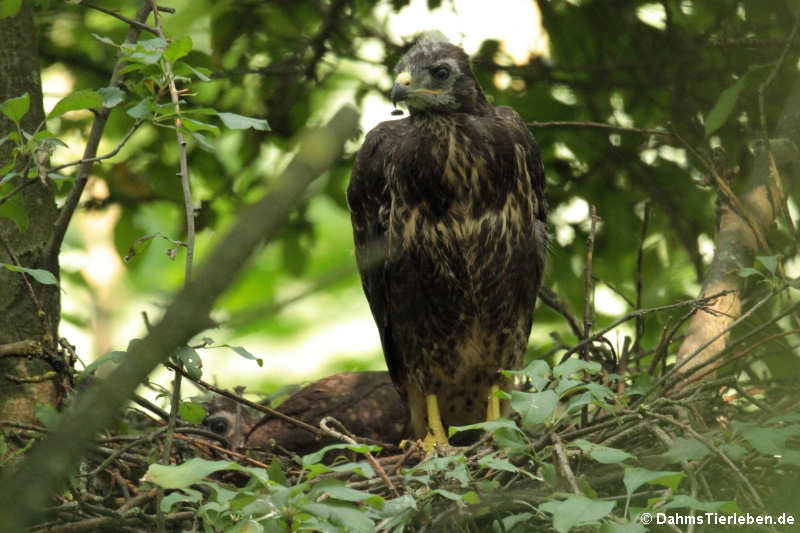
347, 35, 548, 451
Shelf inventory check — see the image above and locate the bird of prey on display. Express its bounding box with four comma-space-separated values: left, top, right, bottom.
347, 34, 548, 451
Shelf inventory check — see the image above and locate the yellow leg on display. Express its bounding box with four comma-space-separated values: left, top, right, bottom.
421, 393, 449, 453
486, 384, 501, 421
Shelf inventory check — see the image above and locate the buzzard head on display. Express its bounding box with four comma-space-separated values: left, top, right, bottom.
391, 34, 490, 115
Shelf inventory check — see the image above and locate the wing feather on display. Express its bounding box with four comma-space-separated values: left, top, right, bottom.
346, 120, 406, 389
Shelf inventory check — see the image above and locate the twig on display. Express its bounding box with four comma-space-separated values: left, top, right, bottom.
616, 336, 631, 395
48, 121, 145, 175
29, 511, 195, 533
131, 394, 170, 422
527, 120, 671, 137
633, 203, 650, 354
80, 2, 159, 35
159, 362, 182, 465
650, 289, 786, 399
551, 432, 581, 495
173, 433, 270, 469
0, 339, 42, 357
581, 205, 598, 362
320, 416, 400, 497
538, 285, 583, 340
561, 290, 733, 361
689, 327, 800, 385
149, 0, 195, 284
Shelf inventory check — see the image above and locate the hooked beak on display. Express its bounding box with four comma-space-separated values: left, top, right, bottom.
391, 71, 412, 107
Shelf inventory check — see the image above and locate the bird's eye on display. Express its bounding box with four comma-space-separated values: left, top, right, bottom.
430, 65, 450, 81
206, 417, 230, 435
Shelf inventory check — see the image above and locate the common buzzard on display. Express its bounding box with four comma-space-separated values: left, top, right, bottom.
347, 35, 548, 450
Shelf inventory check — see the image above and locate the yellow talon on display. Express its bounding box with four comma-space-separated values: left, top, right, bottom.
422, 393, 449, 454
486, 384, 501, 421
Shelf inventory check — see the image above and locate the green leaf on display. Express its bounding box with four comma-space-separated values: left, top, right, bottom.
179, 401, 206, 424
186, 130, 215, 152
302, 502, 375, 533
35, 403, 61, 429
1, 93, 30, 124
48, 89, 103, 119
127, 98, 154, 120
302, 443, 381, 468
0, 263, 58, 285
573, 439, 635, 464
510, 389, 558, 429
98, 87, 125, 108
736, 267, 763, 279
462, 490, 480, 504
121, 37, 167, 64
160, 487, 203, 512
720, 442, 747, 461
80, 350, 126, 378
623, 467, 683, 495
164, 35, 193, 63
540, 495, 615, 533
92, 33, 118, 46
504, 359, 551, 391
268, 458, 289, 486
448, 417, 522, 437
478, 453, 520, 473
554, 357, 602, 378
311, 478, 384, 508
493, 512, 535, 533
226, 345, 263, 366
704, 64, 772, 137
0, 0, 22, 19
144, 458, 240, 488
181, 117, 221, 136
187, 64, 212, 82
174, 346, 202, 380
218, 112, 270, 131
755, 255, 781, 275
662, 494, 730, 512
660, 437, 711, 463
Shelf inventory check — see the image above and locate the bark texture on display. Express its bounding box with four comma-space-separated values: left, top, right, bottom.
0, 3, 61, 427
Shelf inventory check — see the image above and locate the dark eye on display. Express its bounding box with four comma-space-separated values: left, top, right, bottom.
430, 65, 450, 80
206, 417, 230, 436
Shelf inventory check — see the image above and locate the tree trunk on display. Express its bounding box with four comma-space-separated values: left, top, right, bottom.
0, 2, 63, 433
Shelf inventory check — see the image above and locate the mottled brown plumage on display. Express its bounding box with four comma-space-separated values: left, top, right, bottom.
347, 35, 548, 444
243, 372, 409, 455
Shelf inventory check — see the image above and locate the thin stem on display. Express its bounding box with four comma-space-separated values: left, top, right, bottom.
150, 0, 194, 284
80, 2, 159, 35
48, 120, 144, 174
527, 120, 672, 137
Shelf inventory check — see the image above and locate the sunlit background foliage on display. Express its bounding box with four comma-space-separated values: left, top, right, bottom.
32, 0, 800, 400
